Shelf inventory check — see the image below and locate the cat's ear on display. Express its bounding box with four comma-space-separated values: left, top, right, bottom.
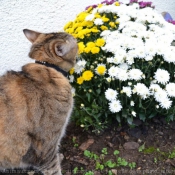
55, 39, 77, 57
23, 29, 41, 43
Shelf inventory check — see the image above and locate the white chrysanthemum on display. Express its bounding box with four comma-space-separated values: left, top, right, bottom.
74, 60, 87, 74
131, 111, 136, 117
71, 88, 75, 97
154, 88, 168, 103
166, 83, 175, 97
149, 84, 161, 95
128, 69, 143, 81
85, 14, 95, 21
154, 69, 170, 85
69, 75, 74, 83
126, 56, 134, 65
130, 101, 135, 106
159, 98, 172, 109
107, 57, 114, 63
133, 83, 150, 99
117, 69, 128, 81
118, 63, 130, 70
94, 18, 103, 25
105, 88, 118, 101
108, 66, 119, 77
109, 100, 122, 113
122, 86, 132, 97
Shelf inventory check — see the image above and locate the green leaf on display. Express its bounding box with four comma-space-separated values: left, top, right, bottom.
138, 143, 145, 152
148, 112, 157, 119
86, 93, 91, 102
84, 150, 91, 158
139, 113, 146, 121
114, 150, 120, 155
127, 117, 133, 125
122, 111, 127, 118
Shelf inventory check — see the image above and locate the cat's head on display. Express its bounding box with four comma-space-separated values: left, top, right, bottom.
23, 29, 78, 72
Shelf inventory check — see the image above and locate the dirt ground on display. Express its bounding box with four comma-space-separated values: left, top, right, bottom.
1, 116, 175, 175
60, 116, 175, 175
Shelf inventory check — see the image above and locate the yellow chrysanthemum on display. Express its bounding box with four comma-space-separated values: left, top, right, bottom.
95, 38, 105, 47
95, 13, 101, 18
95, 64, 106, 75
102, 17, 109, 22
91, 47, 100, 54
84, 47, 91, 53
64, 21, 73, 30
78, 42, 85, 54
82, 71, 94, 81
109, 22, 116, 28
77, 31, 85, 39
115, 2, 120, 6
77, 12, 89, 22
82, 29, 91, 35
86, 6, 93, 13
69, 68, 75, 75
66, 28, 74, 34
91, 28, 99, 33
87, 42, 96, 48
100, 25, 108, 30
75, 27, 83, 33
98, 4, 103, 8
82, 21, 94, 28
77, 76, 84, 85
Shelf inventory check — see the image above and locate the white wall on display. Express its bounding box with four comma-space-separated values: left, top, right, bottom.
0, 0, 175, 75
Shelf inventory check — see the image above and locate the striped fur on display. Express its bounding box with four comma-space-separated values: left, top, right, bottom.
0, 29, 78, 175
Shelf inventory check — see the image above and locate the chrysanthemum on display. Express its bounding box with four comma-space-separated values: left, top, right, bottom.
154, 69, 170, 85
166, 83, 175, 97
77, 76, 84, 85
95, 38, 105, 47
154, 88, 168, 103
105, 88, 118, 101
130, 101, 135, 106
108, 66, 118, 77
149, 84, 161, 95
95, 64, 106, 75
69, 75, 74, 83
82, 70, 94, 81
133, 83, 150, 99
128, 69, 143, 81
74, 60, 87, 74
91, 47, 100, 54
94, 18, 103, 25
109, 100, 122, 113
131, 111, 136, 117
117, 69, 128, 81
122, 86, 132, 97
159, 98, 172, 109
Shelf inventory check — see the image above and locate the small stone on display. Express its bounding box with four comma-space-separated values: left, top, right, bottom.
158, 131, 163, 136
79, 139, 94, 151
107, 141, 114, 148
123, 141, 139, 150
124, 135, 130, 141
111, 169, 118, 174
28, 172, 35, 175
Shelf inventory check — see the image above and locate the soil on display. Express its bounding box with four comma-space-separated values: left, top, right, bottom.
1, 116, 175, 175
60, 116, 175, 175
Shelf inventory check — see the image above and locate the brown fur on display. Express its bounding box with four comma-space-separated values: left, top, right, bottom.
0, 29, 78, 175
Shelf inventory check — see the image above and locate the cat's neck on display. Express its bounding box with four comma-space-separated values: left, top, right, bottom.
35, 61, 68, 77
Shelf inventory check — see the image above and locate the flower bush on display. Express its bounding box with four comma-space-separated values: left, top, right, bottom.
64, 0, 175, 131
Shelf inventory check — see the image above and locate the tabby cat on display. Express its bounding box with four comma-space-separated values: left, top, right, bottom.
0, 29, 78, 175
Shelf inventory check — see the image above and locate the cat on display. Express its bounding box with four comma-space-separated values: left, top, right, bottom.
0, 29, 78, 175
